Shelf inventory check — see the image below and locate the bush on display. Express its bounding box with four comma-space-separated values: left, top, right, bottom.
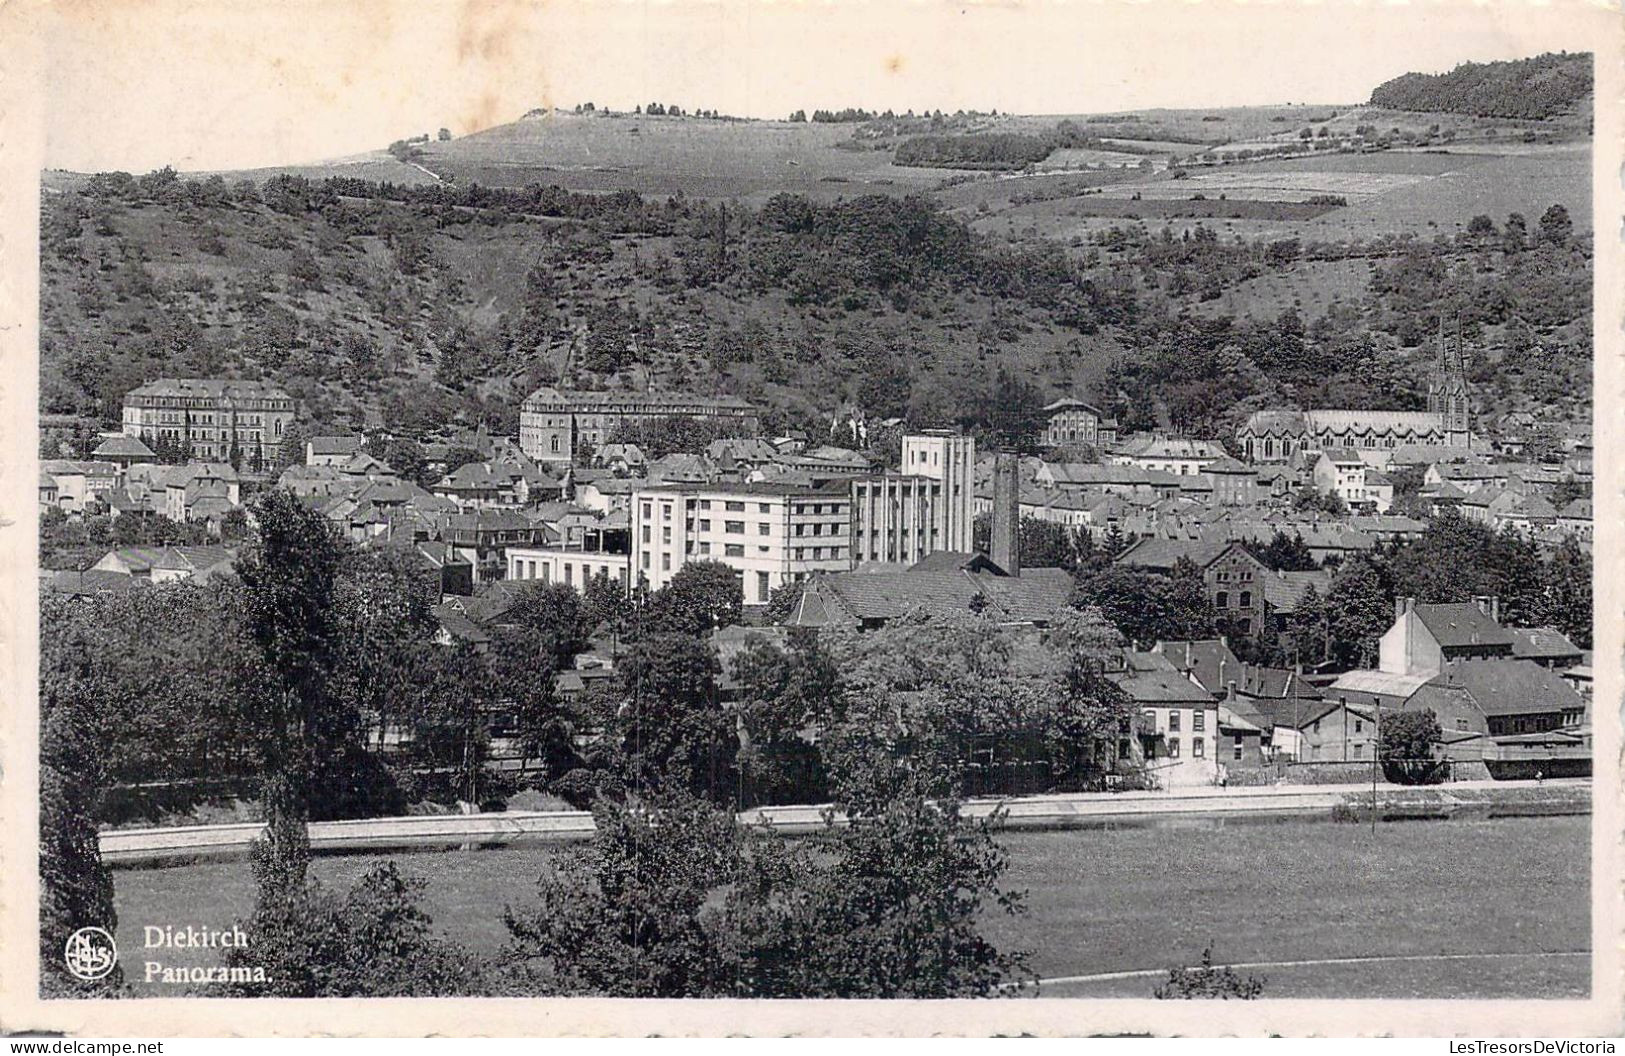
1154, 943, 1265, 999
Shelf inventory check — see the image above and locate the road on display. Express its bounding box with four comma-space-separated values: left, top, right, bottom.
99, 778, 1587, 865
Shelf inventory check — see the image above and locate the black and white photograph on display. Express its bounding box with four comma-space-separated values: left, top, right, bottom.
3, 0, 1620, 1038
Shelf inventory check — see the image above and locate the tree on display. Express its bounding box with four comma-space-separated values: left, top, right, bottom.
225, 863, 477, 997
972, 513, 1082, 571
1248, 530, 1318, 572
984, 367, 1047, 453
39, 633, 124, 995
1503, 212, 1528, 253
1545, 534, 1592, 649
501, 580, 586, 666
732, 627, 839, 804
1072, 564, 1216, 648
645, 561, 743, 636
235, 489, 349, 897
1324, 554, 1394, 669
1379, 709, 1446, 785
503, 792, 740, 996
720, 782, 1030, 997
1538, 203, 1573, 245
615, 633, 736, 801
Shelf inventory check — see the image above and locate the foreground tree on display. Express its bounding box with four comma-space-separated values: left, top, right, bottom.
1379, 709, 1447, 785
39, 622, 123, 995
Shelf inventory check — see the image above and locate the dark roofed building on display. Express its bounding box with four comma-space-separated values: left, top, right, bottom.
1510, 627, 1584, 670
1433, 659, 1587, 737
787, 567, 1073, 631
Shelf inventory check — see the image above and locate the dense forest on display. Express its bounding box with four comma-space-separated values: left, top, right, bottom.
1368, 52, 1592, 121
39, 165, 1591, 455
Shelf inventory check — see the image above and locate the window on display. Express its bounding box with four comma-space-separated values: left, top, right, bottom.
758, 503, 771, 514
1353, 744, 1365, 760
1193, 710, 1205, 731
699, 500, 711, 510
699, 542, 711, 555
642, 502, 652, 520
641, 526, 651, 544
1168, 711, 1181, 732
661, 554, 671, 571
1456, 718, 1469, 731
564, 564, 573, 585
757, 571, 770, 601
1168, 738, 1181, 759
725, 520, 745, 534
662, 505, 672, 521
642, 553, 651, 570
1216, 591, 1229, 610
758, 523, 771, 536
725, 544, 745, 557
1233, 740, 1243, 761
1193, 738, 1205, 758
1238, 591, 1252, 609
699, 519, 711, 531
1353, 720, 1362, 734
725, 501, 745, 512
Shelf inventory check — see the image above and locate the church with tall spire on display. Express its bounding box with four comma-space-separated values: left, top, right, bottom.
1426, 320, 1472, 449
1238, 320, 1474, 463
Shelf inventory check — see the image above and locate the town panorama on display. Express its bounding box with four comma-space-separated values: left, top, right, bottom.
38, 50, 1594, 1004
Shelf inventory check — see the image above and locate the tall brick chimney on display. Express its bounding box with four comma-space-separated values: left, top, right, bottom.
991, 453, 1020, 577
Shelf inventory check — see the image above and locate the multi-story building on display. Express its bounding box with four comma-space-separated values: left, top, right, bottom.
518, 387, 761, 466
1110, 437, 1225, 476
850, 432, 976, 565
122, 379, 295, 467
630, 482, 852, 606
1312, 447, 1370, 508
1040, 398, 1115, 449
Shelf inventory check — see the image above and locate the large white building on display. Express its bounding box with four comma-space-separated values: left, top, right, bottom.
629, 482, 853, 606
518, 387, 761, 466
852, 431, 976, 565
122, 378, 295, 466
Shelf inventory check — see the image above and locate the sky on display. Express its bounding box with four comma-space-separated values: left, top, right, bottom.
29, 0, 1614, 173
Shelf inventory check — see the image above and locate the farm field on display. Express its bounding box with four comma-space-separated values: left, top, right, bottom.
969, 142, 1590, 244
414, 110, 969, 202
108, 814, 1588, 999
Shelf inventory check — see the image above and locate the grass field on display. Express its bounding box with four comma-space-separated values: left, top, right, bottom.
107, 814, 1588, 999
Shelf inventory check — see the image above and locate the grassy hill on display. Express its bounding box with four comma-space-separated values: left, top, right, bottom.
37, 58, 1594, 459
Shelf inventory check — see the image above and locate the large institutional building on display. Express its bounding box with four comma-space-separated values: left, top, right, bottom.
519, 387, 761, 466
1237, 330, 1473, 463
629, 482, 853, 606
850, 431, 977, 565
121, 378, 295, 465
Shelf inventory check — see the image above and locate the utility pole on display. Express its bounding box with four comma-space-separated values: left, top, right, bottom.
1371, 702, 1380, 835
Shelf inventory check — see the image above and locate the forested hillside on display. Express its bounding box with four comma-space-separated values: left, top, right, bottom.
39, 167, 1591, 453
1368, 52, 1592, 121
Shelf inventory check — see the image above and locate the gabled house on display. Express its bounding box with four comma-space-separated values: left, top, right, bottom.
1378, 597, 1516, 676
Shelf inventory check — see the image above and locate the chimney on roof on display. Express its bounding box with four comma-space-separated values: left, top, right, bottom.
1219, 657, 1228, 689
1226, 679, 1237, 703
991, 453, 1020, 577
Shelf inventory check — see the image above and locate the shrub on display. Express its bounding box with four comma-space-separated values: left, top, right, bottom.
1154, 943, 1265, 999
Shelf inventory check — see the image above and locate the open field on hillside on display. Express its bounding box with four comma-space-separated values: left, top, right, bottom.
972, 142, 1590, 244
414, 111, 968, 202
1188, 257, 1376, 321
108, 814, 1587, 998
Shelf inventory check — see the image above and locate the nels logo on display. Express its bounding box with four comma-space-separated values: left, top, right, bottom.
64, 926, 118, 981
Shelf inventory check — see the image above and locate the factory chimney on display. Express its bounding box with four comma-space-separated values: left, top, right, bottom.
991, 453, 1021, 578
